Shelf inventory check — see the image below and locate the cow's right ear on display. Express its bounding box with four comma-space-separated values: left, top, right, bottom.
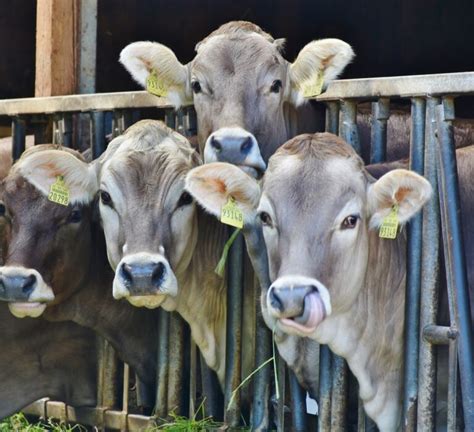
185, 163, 260, 223
120, 41, 191, 107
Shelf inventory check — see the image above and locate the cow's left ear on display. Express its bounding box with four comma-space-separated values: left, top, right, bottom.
185, 162, 260, 223
368, 169, 432, 228
288, 39, 354, 105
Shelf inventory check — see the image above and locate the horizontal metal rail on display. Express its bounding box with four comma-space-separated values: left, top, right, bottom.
316, 72, 474, 100
0, 91, 173, 116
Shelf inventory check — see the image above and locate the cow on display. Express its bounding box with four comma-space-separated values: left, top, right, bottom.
119, 21, 354, 175
95, 120, 256, 387
0, 145, 159, 389
185, 132, 439, 430
0, 303, 98, 419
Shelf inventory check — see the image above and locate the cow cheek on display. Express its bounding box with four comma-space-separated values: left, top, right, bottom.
100, 208, 122, 269
169, 207, 197, 270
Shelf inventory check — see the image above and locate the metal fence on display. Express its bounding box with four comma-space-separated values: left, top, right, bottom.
0, 71, 472, 431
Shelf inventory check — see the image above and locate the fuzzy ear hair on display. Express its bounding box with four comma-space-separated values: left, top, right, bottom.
289, 38, 354, 105
185, 162, 260, 223
119, 41, 191, 107
274, 38, 286, 54
368, 169, 432, 229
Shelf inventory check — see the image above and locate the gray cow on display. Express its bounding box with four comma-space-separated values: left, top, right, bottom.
120, 21, 353, 174
186, 133, 435, 431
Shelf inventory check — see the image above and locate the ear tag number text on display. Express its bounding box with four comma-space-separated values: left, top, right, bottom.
146, 69, 168, 97
379, 204, 399, 239
220, 196, 243, 229
48, 175, 70, 207
301, 70, 324, 98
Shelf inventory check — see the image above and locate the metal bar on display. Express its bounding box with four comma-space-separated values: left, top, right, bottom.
200, 354, 222, 419
11, 116, 26, 161
276, 353, 286, 431
288, 371, 307, 431
165, 109, 176, 130
402, 97, 426, 431
447, 338, 459, 431
0, 91, 174, 116
417, 97, 441, 430
423, 325, 458, 345
370, 98, 390, 164
435, 97, 474, 429
325, 101, 340, 134
340, 100, 361, 154
318, 345, 332, 430
155, 309, 170, 417
90, 111, 106, 158
316, 71, 474, 101
123, 363, 130, 411
60, 113, 73, 147
331, 355, 348, 431
224, 230, 244, 426
112, 110, 126, 138
167, 313, 187, 416
96, 337, 120, 408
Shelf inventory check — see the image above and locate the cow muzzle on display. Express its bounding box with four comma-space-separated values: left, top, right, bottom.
204, 127, 266, 178
0, 266, 55, 318
267, 275, 332, 335
113, 252, 178, 308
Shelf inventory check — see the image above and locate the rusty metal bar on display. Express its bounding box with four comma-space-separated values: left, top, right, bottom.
11, 116, 26, 161
402, 97, 426, 430
370, 98, 390, 163
447, 338, 459, 430
318, 345, 332, 430
340, 100, 361, 154
435, 97, 474, 429
224, 230, 244, 426
331, 355, 348, 430
422, 325, 458, 345
96, 338, 120, 408
417, 97, 441, 430
155, 309, 170, 417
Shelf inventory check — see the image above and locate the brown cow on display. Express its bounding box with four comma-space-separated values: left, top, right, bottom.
120, 21, 353, 175
0, 145, 159, 387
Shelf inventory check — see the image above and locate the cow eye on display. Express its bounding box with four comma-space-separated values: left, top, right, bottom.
100, 190, 112, 206
0, 203, 5, 217
191, 80, 202, 94
270, 80, 282, 93
68, 209, 82, 224
259, 211, 273, 227
341, 215, 359, 230
177, 191, 193, 208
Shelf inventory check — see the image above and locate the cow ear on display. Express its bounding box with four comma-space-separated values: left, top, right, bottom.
120, 41, 191, 107
288, 39, 354, 105
185, 162, 260, 223
368, 169, 432, 228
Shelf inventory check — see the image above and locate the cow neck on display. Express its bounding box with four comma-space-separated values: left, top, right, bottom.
173, 209, 228, 384
45, 222, 158, 384
324, 230, 407, 431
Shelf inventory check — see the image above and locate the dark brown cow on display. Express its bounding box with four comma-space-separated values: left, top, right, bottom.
0, 145, 158, 387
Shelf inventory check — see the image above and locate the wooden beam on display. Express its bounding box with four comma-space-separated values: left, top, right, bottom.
35, 0, 78, 96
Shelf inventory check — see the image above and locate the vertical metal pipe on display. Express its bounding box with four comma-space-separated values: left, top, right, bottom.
96, 337, 120, 408
435, 98, 474, 429
318, 345, 332, 430
167, 313, 187, 416
370, 98, 390, 164
200, 354, 222, 419
165, 109, 176, 129
402, 97, 426, 430
61, 113, 73, 148
289, 371, 307, 431
276, 353, 287, 432
155, 309, 170, 417
417, 97, 441, 430
447, 339, 459, 430
90, 111, 106, 158
325, 101, 340, 134
11, 116, 26, 161
340, 100, 361, 154
224, 231, 244, 426
112, 110, 126, 138
331, 355, 348, 431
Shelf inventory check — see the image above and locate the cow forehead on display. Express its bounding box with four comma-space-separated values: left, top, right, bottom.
193, 34, 285, 76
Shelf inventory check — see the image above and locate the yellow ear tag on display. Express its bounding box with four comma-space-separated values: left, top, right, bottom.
301, 70, 324, 98
220, 196, 244, 229
146, 69, 168, 97
48, 176, 70, 206
379, 204, 399, 239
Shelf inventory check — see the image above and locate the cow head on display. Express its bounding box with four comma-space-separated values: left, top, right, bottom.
186, 133, 431, 339
97, 120, 200, 309
120, 21, 354, 175
0, 145, 98, 318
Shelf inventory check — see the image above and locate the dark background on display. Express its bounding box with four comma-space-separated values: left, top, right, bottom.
1, 0, 473, 98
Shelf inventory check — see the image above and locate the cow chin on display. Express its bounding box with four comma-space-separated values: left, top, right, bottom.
126, 295, 166, 309
8, 302, 47, 318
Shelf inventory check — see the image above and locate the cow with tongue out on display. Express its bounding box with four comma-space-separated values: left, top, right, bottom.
185, 132, 434, 431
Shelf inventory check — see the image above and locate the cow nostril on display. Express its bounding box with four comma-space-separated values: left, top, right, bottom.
21, 274, 37, 296
152, 262, 165, 288
240, 136, 252, 153
210, 137, 222, 152
269, 288, 283, 312
120, 263, 133, 286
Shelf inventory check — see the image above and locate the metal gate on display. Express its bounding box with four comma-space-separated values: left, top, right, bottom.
0, 71, 472, 430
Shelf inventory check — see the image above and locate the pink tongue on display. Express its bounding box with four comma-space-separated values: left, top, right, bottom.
280, 291, 326, 334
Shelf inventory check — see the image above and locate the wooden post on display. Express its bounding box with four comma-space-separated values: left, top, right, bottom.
35, 0, 78, 96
